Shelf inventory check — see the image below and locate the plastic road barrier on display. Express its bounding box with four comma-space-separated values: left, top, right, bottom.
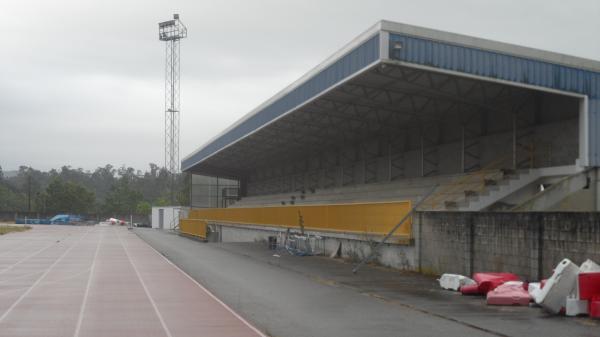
580, 259, 600, 273
439, 274, 476, 291
536, 259, 579, 314
590, 295, 600, 318
460, 283, 481, 295
528, 282, 542, 303
473, 272, 520, 294
578, 272, 600, 301
486, 281, 531, 306
566, 295, 589, 316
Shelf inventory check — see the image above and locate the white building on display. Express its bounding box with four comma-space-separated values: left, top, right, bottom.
151, 206, 181, 230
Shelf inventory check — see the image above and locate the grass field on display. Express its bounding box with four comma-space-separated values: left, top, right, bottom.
0, 225, 31, 235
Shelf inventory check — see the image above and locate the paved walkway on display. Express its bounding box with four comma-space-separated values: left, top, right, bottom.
0, 225, 264, 337
135, 228, 600, 337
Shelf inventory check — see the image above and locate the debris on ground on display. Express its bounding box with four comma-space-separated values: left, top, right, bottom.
486, 281, 531, 306
438, 273, 475, 291
590, 295, 600, 318
456, 272, 520, 295
566, 294, 588, 316
528, 281, 545, 303
273, 230, 325, 256
536, 259, 579, 314
580, 259, 600, 273
441, 258, 600, 318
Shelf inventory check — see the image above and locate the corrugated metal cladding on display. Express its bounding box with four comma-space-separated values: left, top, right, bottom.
182, 34, 380, 171
388, 33, 600, 165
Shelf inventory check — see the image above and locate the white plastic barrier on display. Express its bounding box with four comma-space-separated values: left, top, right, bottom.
580, 259, 600, 273
439, 273, 476, 291
536, 259, 579, 314
566, 295, 589, 316
528, 282, 542, 303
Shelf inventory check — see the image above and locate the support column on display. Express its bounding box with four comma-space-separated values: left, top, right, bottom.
595, 168, 600, 211
578, 96, 589, 168
189, 173, 193, 208
388, 142, 392, 182
420, 134, 425, 177
416, 212, 423, 273
464, 213, 474, 276
528, 214, 544, 281
461, 126, 466, 173
512, 113, 517, 169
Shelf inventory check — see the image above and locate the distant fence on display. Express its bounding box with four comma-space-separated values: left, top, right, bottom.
0, 211, 150, 224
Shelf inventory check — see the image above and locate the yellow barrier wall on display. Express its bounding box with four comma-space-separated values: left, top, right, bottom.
186, 201, 412, 237
179, 219, 207, 239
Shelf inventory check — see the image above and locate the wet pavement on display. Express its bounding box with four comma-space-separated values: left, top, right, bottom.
0, 225, 264, 337
135, 228, 600, 337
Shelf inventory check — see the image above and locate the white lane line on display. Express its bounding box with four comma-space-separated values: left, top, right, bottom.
73, 229, 103, 337
0, 270, 44, 285
0, 241, 33, 258
0, 229, 76, 277
0, 227, 93, 324
0, 241, 57, 276
138, 232, 268, 337
115, 228, 172, 337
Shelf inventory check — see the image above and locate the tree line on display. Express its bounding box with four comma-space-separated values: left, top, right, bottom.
0, 164, 189, 217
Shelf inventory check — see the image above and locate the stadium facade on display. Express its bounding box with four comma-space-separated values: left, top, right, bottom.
179, 21, 600, 271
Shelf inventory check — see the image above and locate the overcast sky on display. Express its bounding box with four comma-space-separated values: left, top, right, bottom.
1, 0, 599, 172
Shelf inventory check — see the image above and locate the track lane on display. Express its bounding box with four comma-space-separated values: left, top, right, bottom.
0, 225, 268, 337
116, 228, 265, 337
0, 227, 94, 337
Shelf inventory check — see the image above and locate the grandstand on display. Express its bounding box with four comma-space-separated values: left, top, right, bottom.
179, 21, 600, 265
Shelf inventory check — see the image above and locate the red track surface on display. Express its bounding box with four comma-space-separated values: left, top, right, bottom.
0, 225, 265, 337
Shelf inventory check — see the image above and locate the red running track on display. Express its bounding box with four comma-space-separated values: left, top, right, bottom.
0, 225, 265, 337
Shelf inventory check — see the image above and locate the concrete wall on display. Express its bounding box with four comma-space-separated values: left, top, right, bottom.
417, 212, 600, 280
208, 211, 600, 280
211, 223, 417, 270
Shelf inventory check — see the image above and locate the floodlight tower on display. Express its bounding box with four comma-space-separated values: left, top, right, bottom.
158, 14, 187, 176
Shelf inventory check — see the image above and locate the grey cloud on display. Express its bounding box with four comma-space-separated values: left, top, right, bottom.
1, 0, 598, 171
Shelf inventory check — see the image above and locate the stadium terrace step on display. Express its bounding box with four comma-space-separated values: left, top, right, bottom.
233, 169, 506, 210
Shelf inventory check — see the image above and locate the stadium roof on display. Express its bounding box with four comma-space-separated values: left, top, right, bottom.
182, 20, 600, 176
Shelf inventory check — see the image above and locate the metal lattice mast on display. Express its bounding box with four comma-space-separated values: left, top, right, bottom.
159, 14, 187, 174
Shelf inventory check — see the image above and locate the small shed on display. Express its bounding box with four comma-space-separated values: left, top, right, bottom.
151, 206, 181, 230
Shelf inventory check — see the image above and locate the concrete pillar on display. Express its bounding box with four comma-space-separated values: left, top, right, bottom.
239, 178, 248, 198
415, 212, 422, 273
595, 168, 600, 211
464, 214, 474, 276
461, 126, 465, 173
578, 96, 589, 167
512, 113, 517, 169
528, 215, 544, 280
420, 134, 425, 177
387, 142, 392, 182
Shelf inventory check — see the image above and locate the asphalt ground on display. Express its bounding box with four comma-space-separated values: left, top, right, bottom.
134, 228, 600, 337
0, 225, 263, 337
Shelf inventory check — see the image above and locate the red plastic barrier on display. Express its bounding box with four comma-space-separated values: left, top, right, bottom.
460, 283, 481, 295
579, 273, 600, 301
473, 273, 520, 294
589, 295, 600, 319
487, 282, 531, 306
